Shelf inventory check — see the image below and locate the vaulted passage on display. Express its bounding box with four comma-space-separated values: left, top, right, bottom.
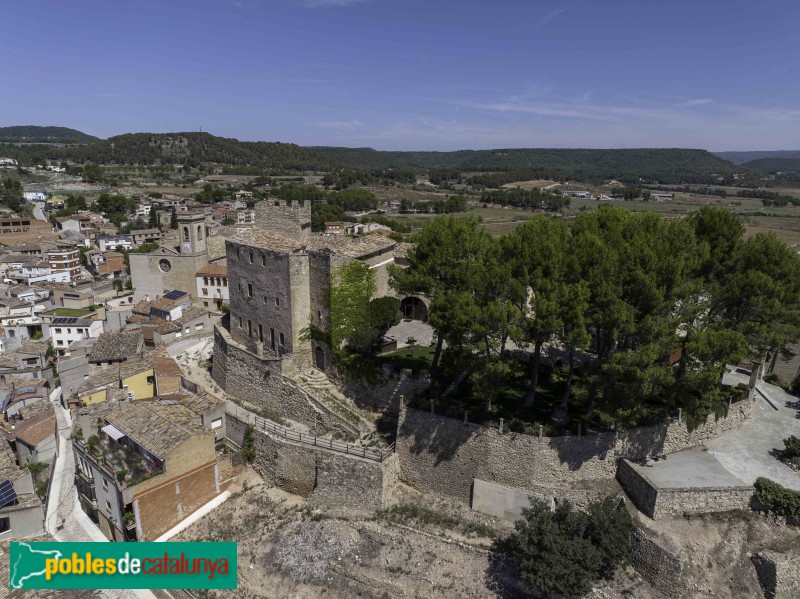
400, 297, 428, 321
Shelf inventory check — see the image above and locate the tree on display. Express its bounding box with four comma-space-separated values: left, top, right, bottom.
148, 207, 160, 228
503, 216, 570, 407
170, 207, 178, 229
497, 497, 635, 597
82, 163, 103, 183
1, 177, 26, 213
391, 215, 495, 377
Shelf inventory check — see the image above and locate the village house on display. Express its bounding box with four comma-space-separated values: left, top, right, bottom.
0, 216, 57, 245
195, 264, 229, 310
0, 443, 45, 539
73, 400, 219, 541
129, 229, 164, 247
96, 235, 133, 252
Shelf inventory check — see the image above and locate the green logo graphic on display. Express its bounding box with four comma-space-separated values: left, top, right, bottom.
9, 542, 237, 590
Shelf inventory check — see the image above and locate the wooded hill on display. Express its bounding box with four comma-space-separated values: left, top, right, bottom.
714, 150, 800, 165
311, 147, 740, 184
741, 157, 800, 173
0, 126, 99, 144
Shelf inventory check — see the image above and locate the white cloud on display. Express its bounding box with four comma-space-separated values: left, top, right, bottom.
293, 0, 371, 8
318, 120, 364, 131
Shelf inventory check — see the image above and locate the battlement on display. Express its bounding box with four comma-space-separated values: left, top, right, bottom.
255, 198, 312, 240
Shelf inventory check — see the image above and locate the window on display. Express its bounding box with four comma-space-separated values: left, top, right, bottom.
197, 224, 203, 240
56, 340, 63, 346
247, 284, 253, 298
237, 282, 242, 292
55, 328, 62, 334
275, 297, 280, 307
249, 252, 253, 264
247, 320, 252, 337
317, 310, 322, 321
185, 327, 190, 334
146, 375, 154, 385
270, 329, 275, 349
263, 296, 268, 304
183, 227, 189, 242
261, 255, 266, 266
102, 478, 108, 491
211, 417, 223, 430
175, 331, 182, 338
258, 324, 263, 342
195, 323, 204, 331
238, 316, 243, 328
203, 301, 209, 307
202, 288, 208, 296
279, 332, 285, 346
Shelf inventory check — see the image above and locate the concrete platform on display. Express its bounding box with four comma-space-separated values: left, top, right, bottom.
639, 448, 747, 489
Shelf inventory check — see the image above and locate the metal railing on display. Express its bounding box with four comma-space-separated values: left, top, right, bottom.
249, 414, 395, 463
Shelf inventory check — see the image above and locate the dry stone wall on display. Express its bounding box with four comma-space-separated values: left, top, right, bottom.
752, 549, 800, 599
630, 529, 687, 598
396, 399, 753, 504
248, 421, 398, 517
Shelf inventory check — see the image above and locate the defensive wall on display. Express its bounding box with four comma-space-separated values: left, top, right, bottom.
395, 397, 754, 506
629, 529, 688, 598
212, 323, 358, 437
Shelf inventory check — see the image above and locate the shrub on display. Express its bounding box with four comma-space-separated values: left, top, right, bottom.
241, 425, 256, 463
780, 436, 800, 469
116, 469, 128, 484
754, 477, 800, 520
496, 497, 636, 597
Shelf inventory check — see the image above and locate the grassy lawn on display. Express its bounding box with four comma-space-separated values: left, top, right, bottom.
45, 308, 93, 317
379, 346, 436, 373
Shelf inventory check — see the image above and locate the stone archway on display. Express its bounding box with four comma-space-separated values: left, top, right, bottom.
400, 297, 428, 321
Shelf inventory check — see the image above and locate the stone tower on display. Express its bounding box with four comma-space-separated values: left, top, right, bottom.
254, 199, 311, 241
179, 212, 207, 255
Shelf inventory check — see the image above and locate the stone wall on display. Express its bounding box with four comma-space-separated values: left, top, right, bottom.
212, 323, 357, 436
617, 459, 752, 519
752, 549, 800, 599
396, 399, 753, 505
630, 529, 687, 598
249, 422, 397, 517
254, 199, 311, 240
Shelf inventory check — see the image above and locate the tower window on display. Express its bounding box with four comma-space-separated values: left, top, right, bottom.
279, 332, 285, 346
270, 329, 275, 349
247, 284, 253, 298
261, 255, 266, 266
258, 324, 263, 342
248, 320, 252, 337
183, 227, 189, 242
275, 297, 280, 307
238, 316, 243, 328
249, 252, 253, 264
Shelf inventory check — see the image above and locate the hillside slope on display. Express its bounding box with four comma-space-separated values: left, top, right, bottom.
741, 157, 800, 173
0, 125, 99, 144
714, 150, 800, 165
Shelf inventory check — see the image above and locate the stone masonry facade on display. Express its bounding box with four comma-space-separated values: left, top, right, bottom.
395, 398, 754, 505
248, 420, 398, 517
617, 459, 752, 519
752, 549, 800, 599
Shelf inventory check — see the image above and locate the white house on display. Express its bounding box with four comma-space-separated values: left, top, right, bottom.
96, 235, 133, 252
195, 264, 228, 310
44, 317, 104, 355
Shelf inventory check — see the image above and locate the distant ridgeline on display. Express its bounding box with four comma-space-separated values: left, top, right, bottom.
0, 125, 748, 184
0, 125, 99, 144
310, 146, 741, 185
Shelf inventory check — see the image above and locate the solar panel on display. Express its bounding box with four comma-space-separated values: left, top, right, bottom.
0, 480, 16, 508
52, 317, 78, 325
163, 290, 187, 300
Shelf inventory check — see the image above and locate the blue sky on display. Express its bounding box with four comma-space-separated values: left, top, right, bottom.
1, 0, 799, 150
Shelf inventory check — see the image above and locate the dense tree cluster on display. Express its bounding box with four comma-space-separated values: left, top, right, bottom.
399, 195, 467, 214
392, 206, 800, 428
481, 188, 570, 211
495, 497, 636, 597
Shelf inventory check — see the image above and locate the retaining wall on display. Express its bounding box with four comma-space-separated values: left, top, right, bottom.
617, 459, 752, 519
212, 324, 356, 436
246, 419, 398, 517
396, 399, 753, 505
630, 529, 687, 598
751, 549, 800, 599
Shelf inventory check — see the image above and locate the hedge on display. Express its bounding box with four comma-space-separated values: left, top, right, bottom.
753, 477, 800, 521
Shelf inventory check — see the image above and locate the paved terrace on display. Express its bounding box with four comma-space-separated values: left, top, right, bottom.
640, 382, 800, 492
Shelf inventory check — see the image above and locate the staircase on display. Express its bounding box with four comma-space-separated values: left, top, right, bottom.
295, 369, 375, 436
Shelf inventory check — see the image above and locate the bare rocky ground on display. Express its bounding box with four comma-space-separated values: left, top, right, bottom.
174, 467, 797, 599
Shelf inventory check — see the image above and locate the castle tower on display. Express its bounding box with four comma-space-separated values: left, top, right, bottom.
254, 199, 311, 241
178, 212, 207, 256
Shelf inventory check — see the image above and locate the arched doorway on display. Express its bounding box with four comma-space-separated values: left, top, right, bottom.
314, 346, 325, 371
400, 297, 428, 321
